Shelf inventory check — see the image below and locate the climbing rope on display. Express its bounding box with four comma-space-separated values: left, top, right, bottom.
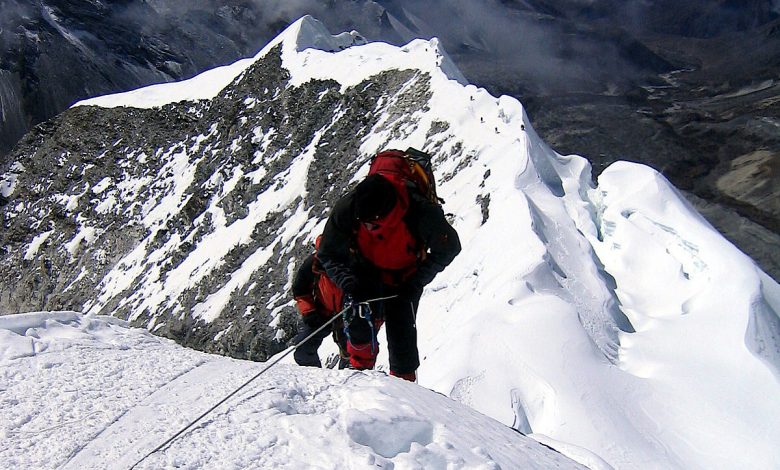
128, 294, 396, 470
7, 410, 106, 437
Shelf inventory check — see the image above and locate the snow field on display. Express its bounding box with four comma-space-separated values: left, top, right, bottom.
0, 313, 206, 469
0, 313, 583, 469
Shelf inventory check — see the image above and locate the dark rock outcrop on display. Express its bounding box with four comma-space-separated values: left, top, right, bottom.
0, 43, 438, 361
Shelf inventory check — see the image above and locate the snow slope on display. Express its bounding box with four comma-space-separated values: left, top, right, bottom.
0, 313, 583, 469
4, 15, 780, 470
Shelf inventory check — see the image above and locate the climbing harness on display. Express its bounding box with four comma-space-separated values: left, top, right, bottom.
343, 299, 379, 355
128, 294, 396, 470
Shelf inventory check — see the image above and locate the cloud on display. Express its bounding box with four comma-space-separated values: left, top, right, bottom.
0, 0, 35, 30
367, 0, 651, 95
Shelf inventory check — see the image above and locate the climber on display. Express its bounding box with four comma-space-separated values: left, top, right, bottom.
315, 149, 461, 381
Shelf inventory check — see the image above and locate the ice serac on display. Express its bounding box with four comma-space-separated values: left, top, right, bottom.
1, 14, 779, 470
280, 14, 368, 53
748, 272, 780, 378
579, 161, 780, 468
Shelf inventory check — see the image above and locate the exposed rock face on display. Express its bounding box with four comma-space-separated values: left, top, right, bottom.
717, 150, 780, 224
0, 44, 436, 360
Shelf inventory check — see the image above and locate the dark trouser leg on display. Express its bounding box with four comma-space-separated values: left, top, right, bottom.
293, 322, 331, 367
331, 323, 352, 369
384, 295, 420, 377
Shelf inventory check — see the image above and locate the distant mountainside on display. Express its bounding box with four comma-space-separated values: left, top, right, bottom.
1, 0, 778, 279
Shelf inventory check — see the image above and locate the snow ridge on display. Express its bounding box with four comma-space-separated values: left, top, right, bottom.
1, 15, 779, 470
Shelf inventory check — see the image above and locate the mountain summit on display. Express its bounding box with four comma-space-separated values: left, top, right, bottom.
2, 16, 779, 469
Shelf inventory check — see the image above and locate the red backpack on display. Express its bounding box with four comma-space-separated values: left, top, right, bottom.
366, 148, 441, 205
355, 148, 440, 280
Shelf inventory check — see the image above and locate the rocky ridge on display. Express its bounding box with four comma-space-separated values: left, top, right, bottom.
0, 32, 460, 360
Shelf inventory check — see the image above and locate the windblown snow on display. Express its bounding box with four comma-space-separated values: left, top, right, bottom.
3, 15, 780, 470
0, 313, 582, 469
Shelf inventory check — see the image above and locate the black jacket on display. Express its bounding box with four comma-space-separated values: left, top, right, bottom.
292, 253, 316, 299
317, 186, 461, 298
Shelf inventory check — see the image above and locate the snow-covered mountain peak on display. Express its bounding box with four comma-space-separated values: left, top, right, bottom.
2, 15, 780, 470
271, 15, 368, 55
72, 15, 464, 110
258, 15, 468, 89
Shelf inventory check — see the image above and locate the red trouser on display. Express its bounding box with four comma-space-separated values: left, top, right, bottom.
345, 317, 384, 369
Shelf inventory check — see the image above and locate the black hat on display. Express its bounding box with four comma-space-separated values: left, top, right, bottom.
353, 174, 397, 221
